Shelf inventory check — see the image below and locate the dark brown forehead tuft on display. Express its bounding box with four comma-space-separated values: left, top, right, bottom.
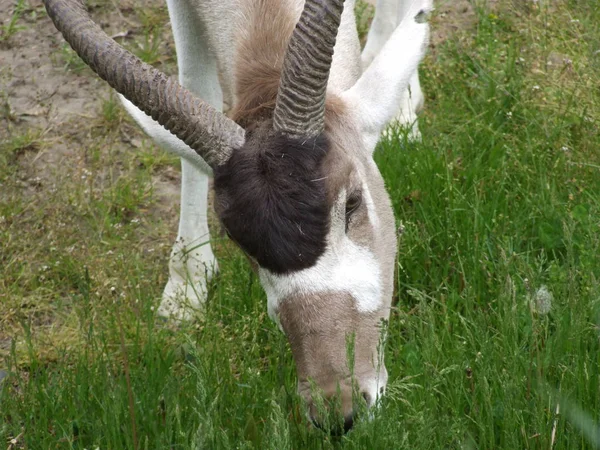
213, 128, 331, 274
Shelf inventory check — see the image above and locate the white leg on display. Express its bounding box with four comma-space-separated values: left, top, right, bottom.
159, 160, 216, 319
344, 0, 430, 151
361, 0, 398, 71
361, 0, 425, 139
159, 0, 223, 319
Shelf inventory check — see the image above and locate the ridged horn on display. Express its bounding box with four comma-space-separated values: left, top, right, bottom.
273, 0, 345, 138
43, 0, 245, 168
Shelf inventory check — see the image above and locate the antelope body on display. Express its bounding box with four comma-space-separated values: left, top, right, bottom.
44, 0, 430, 431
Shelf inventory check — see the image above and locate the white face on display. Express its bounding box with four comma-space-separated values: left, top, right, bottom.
212, 112, 397, 429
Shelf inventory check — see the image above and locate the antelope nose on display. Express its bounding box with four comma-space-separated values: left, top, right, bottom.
308, 390, 373, 434
343, 413, 355, 433
310, 412, 356, 435
307, 394, 355, 435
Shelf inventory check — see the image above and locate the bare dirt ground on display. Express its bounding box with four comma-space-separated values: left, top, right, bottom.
1, 0, 177, 197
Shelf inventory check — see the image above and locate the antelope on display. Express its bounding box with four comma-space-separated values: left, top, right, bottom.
43, 0, 430, 432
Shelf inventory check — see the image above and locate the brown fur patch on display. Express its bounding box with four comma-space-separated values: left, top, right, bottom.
231, 1, 350, 132
231, 0, 296, 127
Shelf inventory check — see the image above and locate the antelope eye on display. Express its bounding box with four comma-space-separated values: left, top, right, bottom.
345, 191, 362, 217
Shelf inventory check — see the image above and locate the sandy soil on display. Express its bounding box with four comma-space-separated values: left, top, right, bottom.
1, 0, 180, 214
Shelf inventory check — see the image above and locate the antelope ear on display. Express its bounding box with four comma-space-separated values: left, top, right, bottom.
341, 2, 431, 152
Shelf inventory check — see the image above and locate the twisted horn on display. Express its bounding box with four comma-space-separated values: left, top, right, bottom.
43, 0, 245, 168
273, 0, 345, 138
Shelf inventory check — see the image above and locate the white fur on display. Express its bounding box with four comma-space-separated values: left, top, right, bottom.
260, 238, 382, 317
343, 0, 431, 152
362, 180, 380, 230
121, 0, 223, 319
159, 160, 217, 319
328, 0, 362, 92
361, 0, 426, 137
119, 97, 211, 174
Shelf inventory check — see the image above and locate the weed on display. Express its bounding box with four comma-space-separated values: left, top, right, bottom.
99, 93, 124, 131
129, 5, 170, 66
134, 142, 179, 172
133, 28, 163, 65
0, 0, 28, 44
0, 129, 41, 166
0, 91, 16, 122
59, 42, 88, 74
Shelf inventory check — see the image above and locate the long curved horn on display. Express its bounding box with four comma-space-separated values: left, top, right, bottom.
43, 0, 245, 168
273, 0, 345, 138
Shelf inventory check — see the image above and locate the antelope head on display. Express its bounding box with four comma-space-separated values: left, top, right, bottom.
44, 0, 430, 432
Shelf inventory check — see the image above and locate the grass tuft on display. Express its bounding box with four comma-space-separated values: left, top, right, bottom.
0, 0, 28, 45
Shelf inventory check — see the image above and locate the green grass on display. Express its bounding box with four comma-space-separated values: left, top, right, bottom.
1, 0, 600, 448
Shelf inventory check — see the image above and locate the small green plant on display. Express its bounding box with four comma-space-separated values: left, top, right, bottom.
128, 4, 174, 67
133, 28, 163, 65
0, 129, 41, 163
0, 91, 15, 122
60, 42, 88, 73
0, 0, 28, 44
135, 4, 168, 32
135, 143, 179, 172
100, 94, 123, 130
